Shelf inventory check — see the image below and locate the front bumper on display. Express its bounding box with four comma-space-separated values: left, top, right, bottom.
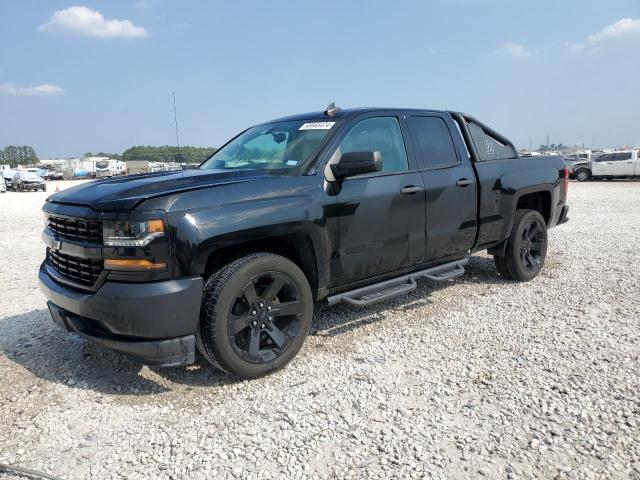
21, 183, 45, 190
39, 262, 203, 366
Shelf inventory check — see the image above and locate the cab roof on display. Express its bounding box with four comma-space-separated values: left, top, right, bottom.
261, 107, 450, 125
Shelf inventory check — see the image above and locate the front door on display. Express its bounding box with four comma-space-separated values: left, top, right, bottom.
405, 114, 477, 260
327, 115, 426, 285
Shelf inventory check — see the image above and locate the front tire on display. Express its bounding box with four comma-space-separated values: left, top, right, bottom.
575, 169, 591, 182
493, 254, 512, 279
197, 253, 313, 379
498, 210, 548, 282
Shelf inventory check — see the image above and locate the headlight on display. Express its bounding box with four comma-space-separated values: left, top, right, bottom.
103, 219, 165, 246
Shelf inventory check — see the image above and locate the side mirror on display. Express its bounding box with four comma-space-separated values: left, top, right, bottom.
331, 151, 382, 180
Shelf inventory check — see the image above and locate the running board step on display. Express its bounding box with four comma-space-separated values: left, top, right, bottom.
327, 258, 468, 307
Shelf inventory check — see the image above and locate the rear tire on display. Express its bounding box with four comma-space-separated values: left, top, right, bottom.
197, 253, 313, 379
500, 210, 548, 282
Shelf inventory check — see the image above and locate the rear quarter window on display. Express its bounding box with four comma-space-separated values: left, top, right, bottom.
467, 122, 517, 161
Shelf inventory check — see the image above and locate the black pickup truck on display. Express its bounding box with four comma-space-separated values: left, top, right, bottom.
39, 106, 569, 378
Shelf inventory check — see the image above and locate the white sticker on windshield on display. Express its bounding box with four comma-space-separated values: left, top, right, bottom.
286, 160, 298, 166
299, 122, 335, 130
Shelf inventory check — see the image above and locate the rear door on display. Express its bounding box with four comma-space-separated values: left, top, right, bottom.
405, 114, 477, 261
595, 152, 634, 176
327, 114, 426, 285
611, 152, 634, 176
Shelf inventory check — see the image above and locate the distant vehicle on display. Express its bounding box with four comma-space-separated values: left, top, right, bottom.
126, 160, 151, 175
12, 171, 46, 191
95, 160, 112, 178
47, 168, 65, 180
2, 170, 16, 189
96, 159, 127, 178
566, 151, 604, 182
25, 167, 55, 180
591, 151, 640, 179
79, 160, 98, 178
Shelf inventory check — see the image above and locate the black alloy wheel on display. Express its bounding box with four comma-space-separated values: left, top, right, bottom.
519, 218, 545, 273
229, 271, 304, 364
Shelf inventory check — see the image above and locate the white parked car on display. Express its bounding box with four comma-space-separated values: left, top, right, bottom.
591, 151, 640, 179
0, 180, 5, 193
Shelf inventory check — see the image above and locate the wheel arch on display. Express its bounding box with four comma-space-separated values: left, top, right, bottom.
515, 190, 552, 226
202, 232, 321, 300
489, 187, 553, 257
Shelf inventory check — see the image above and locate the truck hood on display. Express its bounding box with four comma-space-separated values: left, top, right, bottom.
46, 169, 271, 211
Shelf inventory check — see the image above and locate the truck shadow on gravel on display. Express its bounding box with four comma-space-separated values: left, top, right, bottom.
0, 256, 506, 395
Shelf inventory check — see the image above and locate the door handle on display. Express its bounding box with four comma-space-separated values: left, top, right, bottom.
456, 178, 473, 187
400, 185, 424, 195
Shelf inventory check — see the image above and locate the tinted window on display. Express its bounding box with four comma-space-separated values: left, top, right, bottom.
339, 117, 408, 173
597, 154, 611, 162
407, 116, 459, 170
467, 121, 517, 161
611, 152, 632, 161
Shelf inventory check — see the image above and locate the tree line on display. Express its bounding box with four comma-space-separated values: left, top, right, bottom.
0, 146, 38, 167
1, 145, 218, 167
121, 146, 217, 164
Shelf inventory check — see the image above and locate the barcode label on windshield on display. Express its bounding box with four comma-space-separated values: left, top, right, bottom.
299, 122, 335, 130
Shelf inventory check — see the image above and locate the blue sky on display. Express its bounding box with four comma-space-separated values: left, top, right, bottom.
1, 0, 639, 158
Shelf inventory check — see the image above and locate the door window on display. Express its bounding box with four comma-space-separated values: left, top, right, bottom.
407, 116, 459, 170
339, 117, 408, 173
610, 152, 632, 161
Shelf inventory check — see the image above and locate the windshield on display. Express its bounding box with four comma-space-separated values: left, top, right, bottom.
96, 161, 109, 168
22, 172, 41, 180
200, 120, 337, 172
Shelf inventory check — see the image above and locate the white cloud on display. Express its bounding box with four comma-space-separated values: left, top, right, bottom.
38, 6, 148, 38
494, 42, 531, 59
568, 18, 640, 53
0, 83, 64, 97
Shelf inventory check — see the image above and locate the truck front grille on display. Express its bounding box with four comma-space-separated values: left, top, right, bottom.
47, 215, 102, 243
47, 248, 103, 287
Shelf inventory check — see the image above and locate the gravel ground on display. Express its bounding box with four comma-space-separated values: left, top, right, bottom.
0, 181, 639, 480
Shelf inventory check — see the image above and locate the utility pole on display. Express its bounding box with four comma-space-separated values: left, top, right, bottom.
546, 133, 550, 148
173, 91, 181, 163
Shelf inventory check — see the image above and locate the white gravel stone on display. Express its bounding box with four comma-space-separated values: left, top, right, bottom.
0, 181, 639, 479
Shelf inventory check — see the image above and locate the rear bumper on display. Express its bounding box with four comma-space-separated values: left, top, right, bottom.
557, 204, 569, 225
39, 262, 202, 366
